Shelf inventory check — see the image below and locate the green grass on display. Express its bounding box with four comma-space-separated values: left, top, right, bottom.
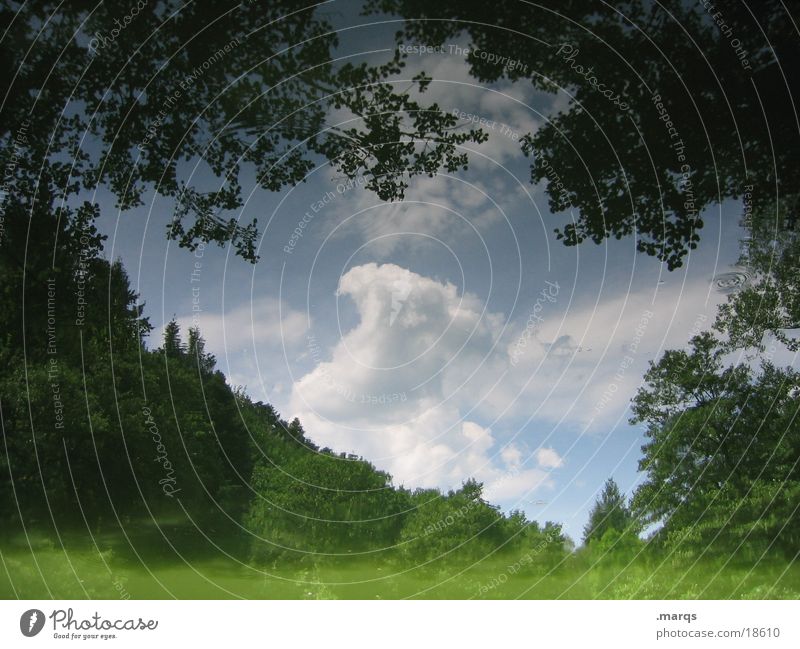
2, 529, 798, 599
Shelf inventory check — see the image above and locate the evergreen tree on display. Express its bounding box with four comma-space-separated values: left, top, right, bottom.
187, 326, 216, 374
162, 318, 183, 357
583, 478, 634, 545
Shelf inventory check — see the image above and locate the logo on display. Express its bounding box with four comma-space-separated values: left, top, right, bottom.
20, 609, 45, 637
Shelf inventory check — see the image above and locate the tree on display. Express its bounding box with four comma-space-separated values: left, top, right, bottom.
0, 201, 258, 527
367, 0, 800, 269
162, 319, 184, 357
630, 334, 800, 557
187, 326, 216, 374
583, 478, 634, 545
8, 2, 797, 270
246, 441, 407, 560
714, 194, 800, 351
398, 479, 507, 562
1, 1, 485, 262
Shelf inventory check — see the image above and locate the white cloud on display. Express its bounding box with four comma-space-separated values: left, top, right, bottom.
290, 262, 503, 423
392, 41, 547, 165
287, 262, 557, 498
283, 259, 729, 499
322, 173, 509, 258
175, 297, 308, 401
535, 447, 564, 469
316, 42, 553, 257
487, 272, 728, 431
176, 297, 307, 348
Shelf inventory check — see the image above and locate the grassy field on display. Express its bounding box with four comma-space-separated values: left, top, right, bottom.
2, 528, 798, 599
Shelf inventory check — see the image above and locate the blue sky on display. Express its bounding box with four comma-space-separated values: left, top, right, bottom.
92, 31, 770, 543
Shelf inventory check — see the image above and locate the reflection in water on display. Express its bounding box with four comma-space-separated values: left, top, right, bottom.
712, 267, 752, 294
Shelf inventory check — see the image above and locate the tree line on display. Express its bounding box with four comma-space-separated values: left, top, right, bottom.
1, 0, 797, 567
1, 194, 796, 566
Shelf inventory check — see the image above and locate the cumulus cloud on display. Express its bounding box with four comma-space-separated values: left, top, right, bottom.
174, 252, 727, 496
278, 256, 726, 500
291, 262, 503, 423
535, 447, 564, 469
288, 262, 558, 498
